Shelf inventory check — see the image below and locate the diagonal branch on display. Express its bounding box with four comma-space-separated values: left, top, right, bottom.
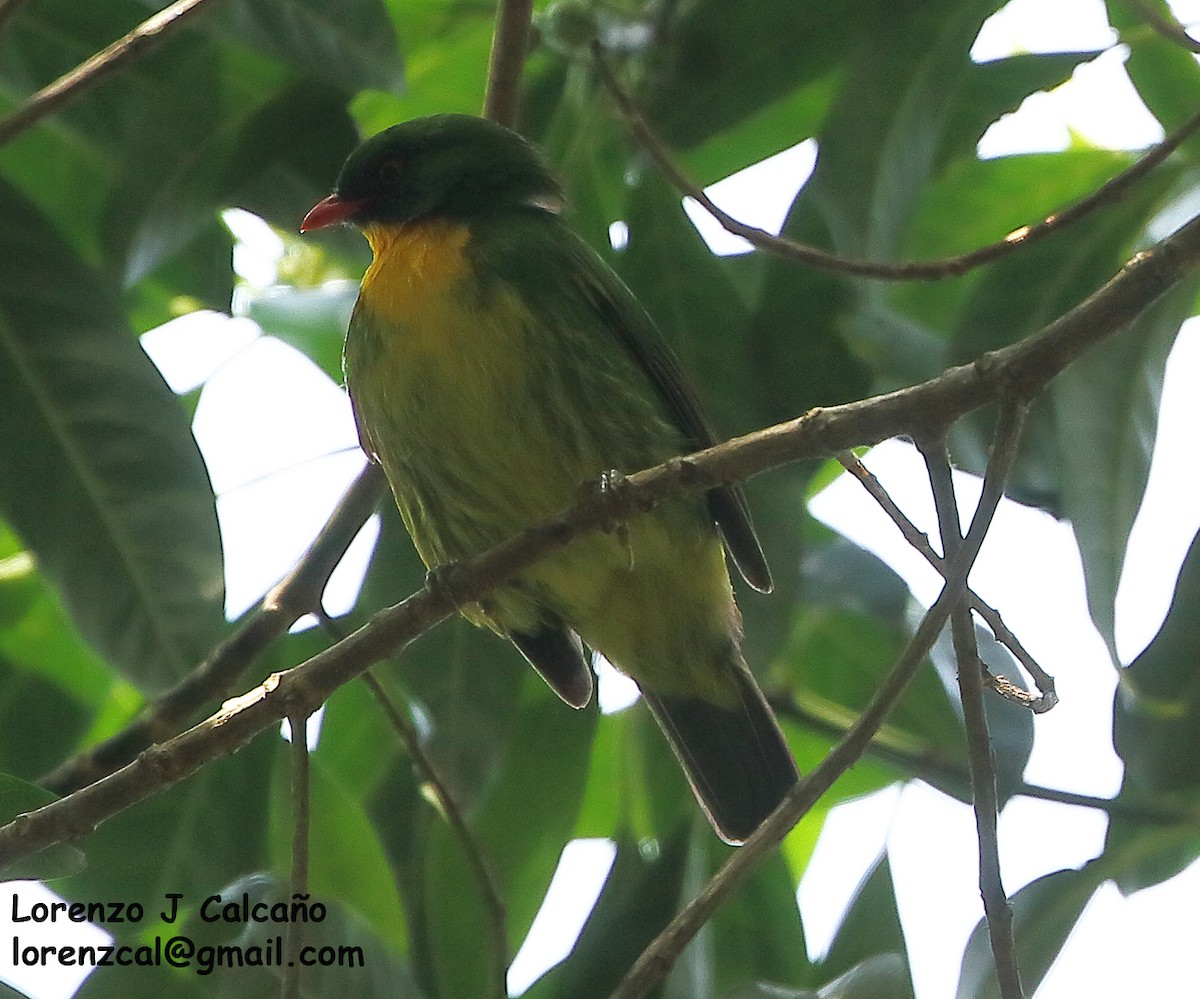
591, 41, 1200, 282
2, 212, 1199, 874
0, 0, 225, 148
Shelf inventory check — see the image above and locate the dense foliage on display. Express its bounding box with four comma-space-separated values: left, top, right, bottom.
1, 0, 1198, 996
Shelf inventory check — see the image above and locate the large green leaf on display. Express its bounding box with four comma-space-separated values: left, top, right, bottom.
0, 530, 113, 709
1107, 0, 1200, 159
803, 0, 1001, 261
1054, 277, 1198, 654
525, 829, 690, 999
947, 160, 1178, 520
0, 180, 225, 692
60, 732, 273, 903
955, 866, 1104, 999
213, 0, 404, 93
1114, 523, 1200, 791
640, 0, 867, 152
665, 830, 809, 997
421, 676, 595, 999
942, 51, 1104, 167
818, 854, 913, 997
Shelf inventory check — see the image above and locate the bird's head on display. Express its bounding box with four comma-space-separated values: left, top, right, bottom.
300, 114, 564, 233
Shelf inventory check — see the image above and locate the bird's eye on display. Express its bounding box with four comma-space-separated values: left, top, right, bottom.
378, 159, 403, 185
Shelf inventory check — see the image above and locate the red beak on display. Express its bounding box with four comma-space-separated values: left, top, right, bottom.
300, 193, 365, 233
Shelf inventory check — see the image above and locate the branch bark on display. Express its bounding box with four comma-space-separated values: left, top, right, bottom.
0, 0, 224, 147
483, 0, 534, 127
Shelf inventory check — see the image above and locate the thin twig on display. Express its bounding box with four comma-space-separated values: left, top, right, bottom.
591, 41, 1200, 282
41, 463, 387, 795
919, 409, 1028, 999
610, 404, 1026, 999
836, 451, 1057, 710
280, 709, 312, 999
1129, 0, 1200, 53
483, 0, 535, 127
2, 214, 1199, 873
362, 670, 509, 999
0, 0, 224, 147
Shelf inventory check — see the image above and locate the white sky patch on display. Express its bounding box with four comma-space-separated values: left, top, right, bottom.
684, 138, 818, 256
507, 839, 617, 994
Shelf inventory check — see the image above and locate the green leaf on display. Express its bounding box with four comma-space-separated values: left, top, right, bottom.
0, 656, 92, 782
423, 676, 596, 999
526, 829, 690, 999
0, 180, 225, 692
215, 0, 404, 93
896, 149, 1140, 339
0, 543, 113, 709
802, 0, 1001, 261
1101, 784, 1200, 893
721, 955, 911, 999
947, 156, 1178, 519
1054, 277, 1199, 654
356, 505, 528, 809
672, 830, 810, 997
1113, 524, 1200, 790
639, 0, 863, 151
1107, 0, 1200, 158
819, 854, 912, 996
955, 866, 1104, 999
943, 52, 1104, 166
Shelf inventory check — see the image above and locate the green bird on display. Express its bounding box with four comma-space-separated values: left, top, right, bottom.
301, 114, 798, 843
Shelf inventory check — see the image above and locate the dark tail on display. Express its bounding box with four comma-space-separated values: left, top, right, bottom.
642, 666, 799, 845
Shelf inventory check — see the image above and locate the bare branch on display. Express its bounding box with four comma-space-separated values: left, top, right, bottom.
0, 0, 225, 148
836, 451, 1057, 710
591, 41, 1200, 282
919, 406, 1029, 999
483, 0, 534, 127
2, 212, 1199, 875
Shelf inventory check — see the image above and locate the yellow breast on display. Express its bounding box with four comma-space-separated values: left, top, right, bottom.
360, 219, 474, 329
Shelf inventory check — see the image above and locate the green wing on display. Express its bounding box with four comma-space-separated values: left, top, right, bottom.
483, 211, 773, 593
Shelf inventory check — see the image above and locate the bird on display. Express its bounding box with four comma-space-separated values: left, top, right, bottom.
300, 114, 798, 844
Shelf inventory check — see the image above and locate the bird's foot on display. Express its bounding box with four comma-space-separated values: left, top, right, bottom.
424, 563, 466, 611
